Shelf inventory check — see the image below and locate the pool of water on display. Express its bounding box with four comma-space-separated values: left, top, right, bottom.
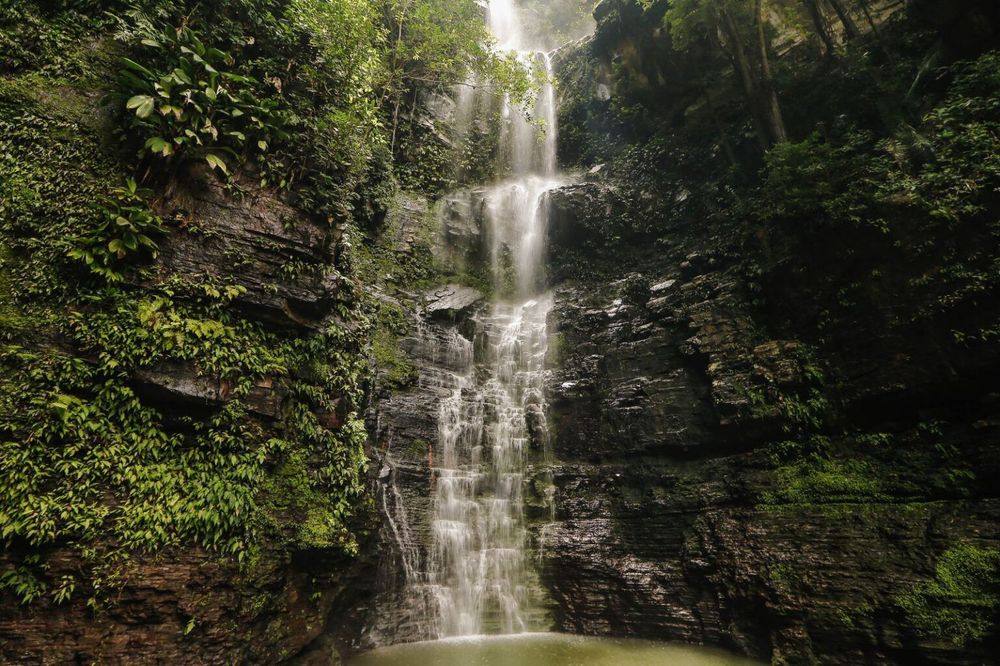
347, 633, 764, 666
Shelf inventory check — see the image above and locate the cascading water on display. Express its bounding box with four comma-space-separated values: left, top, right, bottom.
419, 0, 564, 639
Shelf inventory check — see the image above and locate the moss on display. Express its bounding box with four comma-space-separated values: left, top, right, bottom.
260, 449, 357, 553
768, 562, 801, 594
762, 457, 886, 510
299, 508, 343, 550
405, 438, 430, 457
546, 332, 566, 367
0, 245, 31, 338
373, 329, 417, 391
897, 544, 1000, 646
835, 601, 874, 628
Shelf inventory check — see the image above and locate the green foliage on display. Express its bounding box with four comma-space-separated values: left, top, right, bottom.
67, 178, 166, 282
748, 345, 831, 439
287, 0, 385, 112
0, 9, 373, 607
661, 0, 722, 49
897, 544, 1000, 646
0, 290, 370, 597
383, 0, 533, 104
282, 0, 395, 217
381, 0, 537, 191
372, 303, 417, 391
0, 1, 118, 77
760, 130, 881, 229
763, 457, 885, 506
0, 556, 47, 605
116, 19, 289, 176
0, 84, 120, 304
764, 51, 1000, 229
516, 0, 595, 50
758, 52, 1000, 341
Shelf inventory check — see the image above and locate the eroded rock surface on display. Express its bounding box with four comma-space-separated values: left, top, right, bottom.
534, 178, 1000, 665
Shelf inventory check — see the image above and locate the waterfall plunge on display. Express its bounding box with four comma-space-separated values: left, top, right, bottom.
421, 0, 564, 639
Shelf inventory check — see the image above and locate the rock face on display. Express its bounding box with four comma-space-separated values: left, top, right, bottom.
0, 546, 374, 665
362, 142, 1000, 665
147, 165, 346, 329
533, 181, 1000, 665
365, 287, 487, 646
423, 284, 485, 320
0, 166, 372, 665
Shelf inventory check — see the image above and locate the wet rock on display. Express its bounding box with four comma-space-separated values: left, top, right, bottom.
145, 165, 345, 329
423, 284, 485, 320
525, 147, 1000, 666
0, 163, 373, 665
525, 403, 547, 450
546, 182, 621, 250
586, 163, 607, 180
0, 513, 375, 666
441, 191, 484, 245
389, 193, 428, 256
133, 362, 284, 418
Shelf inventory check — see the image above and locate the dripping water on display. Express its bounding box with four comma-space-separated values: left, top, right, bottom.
419, 0, 565, 639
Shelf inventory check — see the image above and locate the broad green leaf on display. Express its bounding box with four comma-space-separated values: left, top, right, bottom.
118, 70, 148, 91
205, 153, 229, 174
173, 67, 193, 85
127, 95, 155, 119
144, 136, 168, 154
121, 57, 155, 78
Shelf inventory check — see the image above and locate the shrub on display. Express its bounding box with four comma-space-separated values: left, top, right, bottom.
67, 178, 165, 282
117, 19, 289, 177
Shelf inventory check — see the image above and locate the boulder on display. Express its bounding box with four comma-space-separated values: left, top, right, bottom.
423, 284, 485, 320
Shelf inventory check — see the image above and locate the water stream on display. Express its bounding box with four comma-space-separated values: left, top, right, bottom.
368, 4, 775, 663
424, 0, 561, 638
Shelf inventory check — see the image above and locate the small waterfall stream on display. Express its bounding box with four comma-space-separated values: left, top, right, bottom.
419, 0, 564, 639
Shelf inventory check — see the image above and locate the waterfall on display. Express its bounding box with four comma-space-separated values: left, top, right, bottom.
420, 0, 564, 639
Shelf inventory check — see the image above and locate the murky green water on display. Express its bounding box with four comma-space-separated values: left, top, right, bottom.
348, 633, 763, 666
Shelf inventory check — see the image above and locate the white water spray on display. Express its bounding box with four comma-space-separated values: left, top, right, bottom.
421, 0, 564, 638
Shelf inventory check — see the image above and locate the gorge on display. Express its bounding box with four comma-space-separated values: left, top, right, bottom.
2, 0, 1000, 664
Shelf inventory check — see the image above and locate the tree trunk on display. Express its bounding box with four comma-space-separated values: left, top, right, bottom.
857, 0, 897, 65
755, 0, 788, 144
826, 0, 860, 39
702, 88, 740, 171
718, 7, 771, 151
390, 92, 402, 154
803, 0, 837, 57
857, 0, 878, 33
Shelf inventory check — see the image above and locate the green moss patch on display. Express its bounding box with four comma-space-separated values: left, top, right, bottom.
897, 544, 1000, 646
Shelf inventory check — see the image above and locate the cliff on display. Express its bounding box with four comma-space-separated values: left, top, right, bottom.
0, 6, 381, 663
531, 0, 1000, 662
3, 0, 1000, 664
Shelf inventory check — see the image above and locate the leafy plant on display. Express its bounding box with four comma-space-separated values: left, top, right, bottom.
67, 178, 165, 282
118, 20, 289, 176
0, 556, 47, 605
